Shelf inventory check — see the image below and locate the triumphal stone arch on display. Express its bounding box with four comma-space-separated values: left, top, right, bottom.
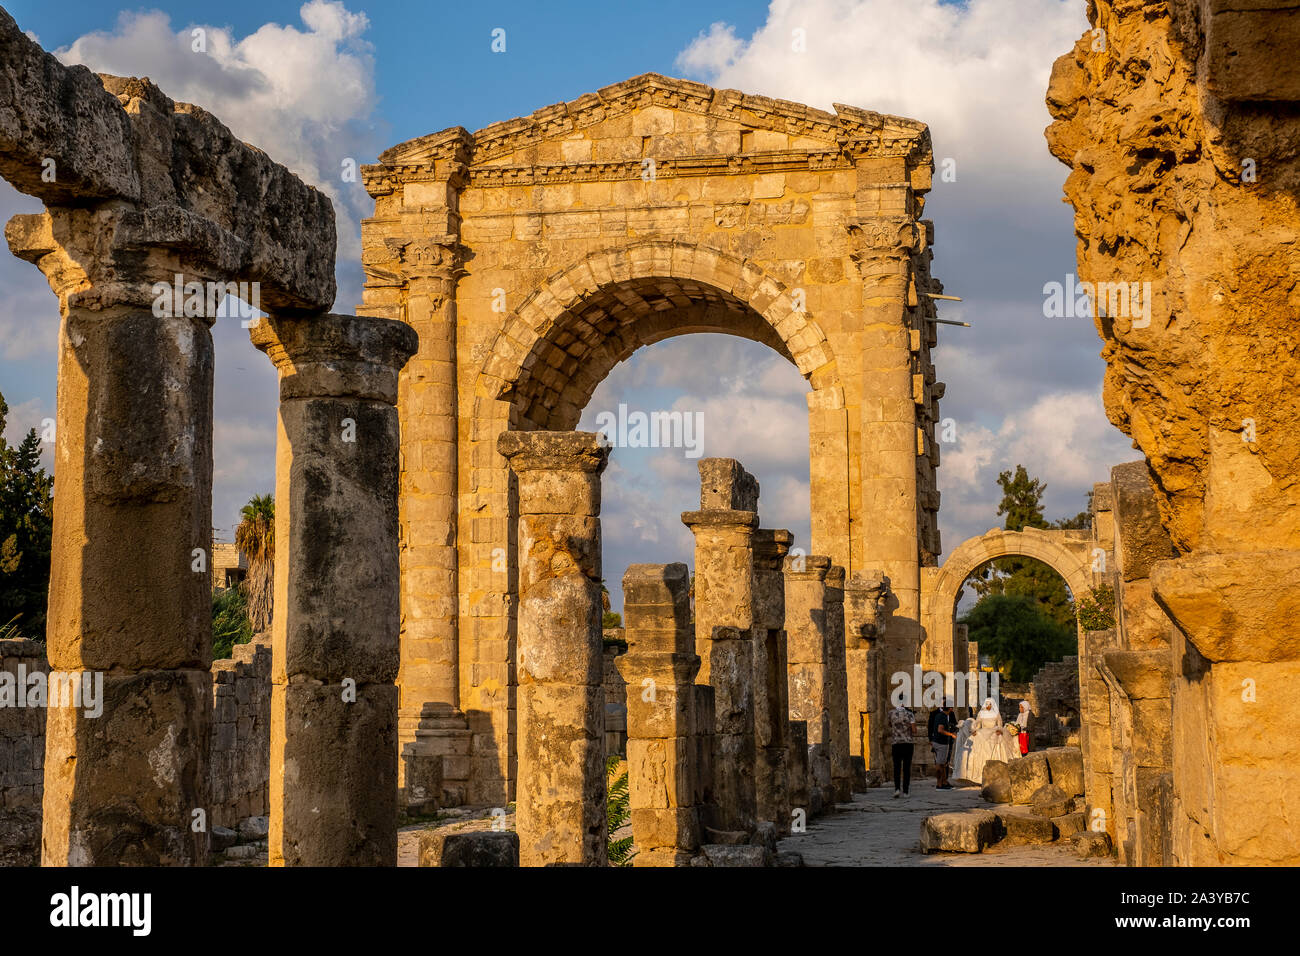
359, 74, 945, 802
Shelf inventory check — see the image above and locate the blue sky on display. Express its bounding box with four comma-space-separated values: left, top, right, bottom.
0, 0, 1132, 611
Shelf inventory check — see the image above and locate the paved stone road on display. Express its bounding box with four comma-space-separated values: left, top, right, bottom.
776, 779, 1117, 867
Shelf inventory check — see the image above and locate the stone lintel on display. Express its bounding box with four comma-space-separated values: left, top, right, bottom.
680, 509, 759, 532
497, 430, 610, 473
250, 313, 418, 404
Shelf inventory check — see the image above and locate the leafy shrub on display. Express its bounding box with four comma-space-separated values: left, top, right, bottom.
606, 755, 634, 866
212, 588, 254, 660
1076, 584, 1117, 632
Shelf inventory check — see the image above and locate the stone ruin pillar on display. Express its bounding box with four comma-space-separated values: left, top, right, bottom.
787, 720, 810, 818
498, 431, 609, 866
387, 233, 474, 806
785, 554, 835, 812
11, 223, 216, 865
845, 571, 892, 779
681, 458, 760, 833
616, 563, 701, 866
824, 566, 853, 802
753, 529, 793, 830
252, 313, 417, 866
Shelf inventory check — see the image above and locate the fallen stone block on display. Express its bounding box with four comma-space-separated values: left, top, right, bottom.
705, 827, 750, 846
1043, 746, 1085, 797
1009, 752, 1051, 804
1053, 812, 1086, 838
774, 850, 805, 867
1000, 812, 1057, 845
701, 844, 773, 867
920, 810, 997, 853
210, 826, 238, 852
419, 829, 520, 867
749, 822, 778, 853
238, 815, 270, 841
980, 760, 1012, 803
1074, 831, 1115, 859
1030, 784, 1072, 818
224, 844, 259, 860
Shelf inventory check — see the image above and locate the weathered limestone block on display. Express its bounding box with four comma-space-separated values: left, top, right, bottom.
787, 720, 810, 818
999, 811, 1057, 846
785, 554, 836, 810
42, 670, 210, 866
616, 563, 702, 866
1009, 752, 1051, 805
499, 431, 610, 867
1048, 0, 1300, 865
844, 571, 891, 775
682, 458, 760, 832
253, 313, 416, 867
1043, 746, 1085, 798
1030, 784, 1072, 818
920, 810, 996, 853
419, 830, 519, 867
752, 529, 792, 831
980, 760, 1012, 804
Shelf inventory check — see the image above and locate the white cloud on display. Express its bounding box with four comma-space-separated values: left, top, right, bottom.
678, 0, 1086, 192
54, 1, 380, 275
938, 389, 1138, 551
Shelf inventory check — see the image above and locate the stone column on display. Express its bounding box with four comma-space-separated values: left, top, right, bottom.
785, 554, 835, 812
617, 563, 701, 866
850, 213, 925, 694
787, 720, 810, 816
8, 209, 214, 866
389, 233, 473, 801
252, 313, 416, 866
753, 529, 793, 830
845, 571, 892, 778
498, 431, 609, 866
681, 458, 759, 832
825, 566, 853, 802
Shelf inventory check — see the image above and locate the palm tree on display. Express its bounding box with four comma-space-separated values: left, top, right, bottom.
235, 494, 274, 633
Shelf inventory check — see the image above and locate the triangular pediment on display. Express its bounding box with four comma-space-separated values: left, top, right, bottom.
379, 73, 929, 169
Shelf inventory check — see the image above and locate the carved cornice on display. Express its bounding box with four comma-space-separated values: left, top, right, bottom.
847, 216, 926, 258
370, 73, 931, 188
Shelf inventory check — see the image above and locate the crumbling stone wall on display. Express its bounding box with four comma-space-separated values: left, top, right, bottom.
1048, 0, 1300, 866
209, 641, 272, 830
0, 639, 46, 866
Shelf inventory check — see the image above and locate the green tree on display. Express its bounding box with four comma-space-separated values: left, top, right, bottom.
0, 392, 54, 640
212, 586, 254, 660
967, 465, 1089, 632
235, 494, 275, 633
960, 594, 1076, 682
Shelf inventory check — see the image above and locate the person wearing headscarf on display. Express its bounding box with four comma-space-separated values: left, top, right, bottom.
1017, 700, 1032, 755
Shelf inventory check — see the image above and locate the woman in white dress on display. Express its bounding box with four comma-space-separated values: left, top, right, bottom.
962, 698, 1021, 784
950, 717, 977, 785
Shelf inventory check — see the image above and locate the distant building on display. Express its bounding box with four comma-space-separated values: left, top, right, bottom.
212, 542, 247, 591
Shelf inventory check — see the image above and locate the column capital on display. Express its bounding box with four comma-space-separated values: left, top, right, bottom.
784, 553, 832, 580
497, 430, 610, 474
250, 312, 418, 404
680, 509, 759, 533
